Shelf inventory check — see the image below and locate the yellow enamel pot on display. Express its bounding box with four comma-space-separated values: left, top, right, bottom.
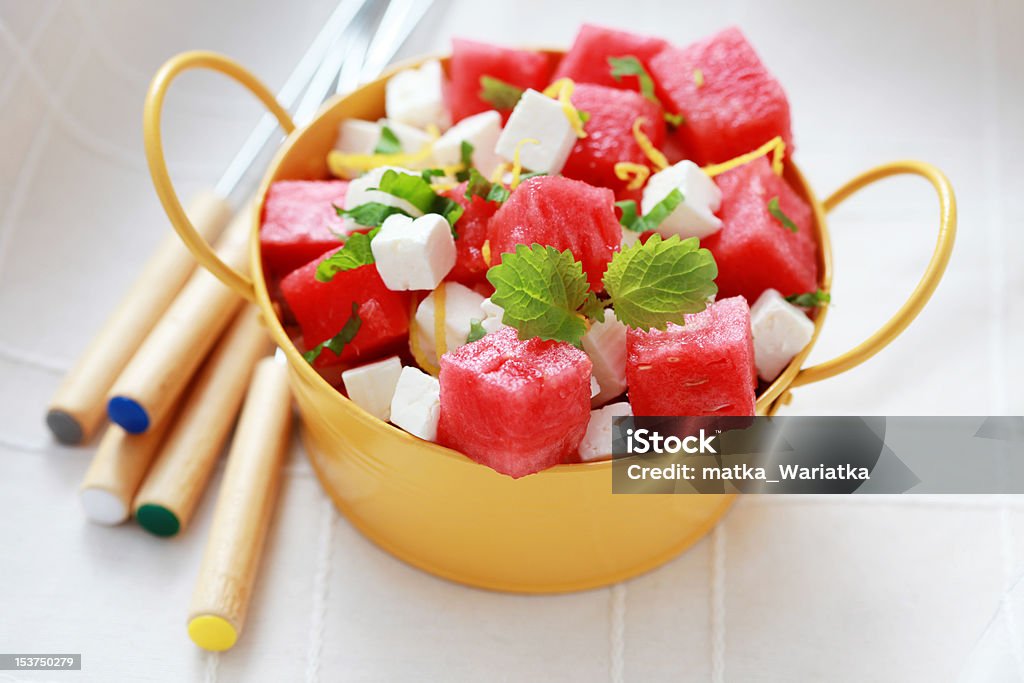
143, 51, 956, 593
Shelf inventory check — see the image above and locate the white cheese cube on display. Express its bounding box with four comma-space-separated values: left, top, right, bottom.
578, 401, 633, 462
335, 119, 382, 156
342, 356, 403, 421
495, 89, 576, 174
479, 297, 507, 335
413, 282, 486, 359
642, 160, 723, 239
590, 375, 601, 399
582, 308, 628, 407
343, 165, 423, 217
750, 288, 815, 382
385, 59, 450, 131
389, 366, 441, 441
371, 213, 456, 291
433, 110, 503, 178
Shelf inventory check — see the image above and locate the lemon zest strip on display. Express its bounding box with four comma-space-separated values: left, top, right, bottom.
701, 135, 786, 178
631, 117, 669, 171
614, 162, 651, 191
509, 138, 540, 189
433, 282, 448, 364
482, 240, 492, 267
542, 78, 587, 139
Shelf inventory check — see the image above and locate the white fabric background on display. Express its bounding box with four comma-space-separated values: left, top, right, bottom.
0, 1, 1021, 681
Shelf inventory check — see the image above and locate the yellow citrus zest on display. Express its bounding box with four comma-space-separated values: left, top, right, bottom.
482, 240, 492, 267
701, 135, 786, 178
327, 125, 441, 178
614, 162, 651, 191
693, 68, 704, 88
631, 117, 669, 171
489, 162, 509, 184
543, 78, 588, 138
509, 138, 540, 189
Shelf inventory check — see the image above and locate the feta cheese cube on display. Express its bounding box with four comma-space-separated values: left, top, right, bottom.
341, 356, 403, 421
495, 89, 576, 174
479, 297, 507, 335
582, 308, 628, 406
642, 160, 723, 239
590, 375, 601, 399
413, 282, 486, 359
385, 59, 450, 131
433, 110, 503, 178
578, 401, 633, 462
343, 165, 423, 218
390, 366, 441, 441
371, 213, 456, 291
749, 288, 815, 382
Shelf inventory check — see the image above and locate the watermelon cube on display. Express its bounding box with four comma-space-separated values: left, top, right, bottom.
562, 83, 666, 199
649, 27, 793, 165
260, 180, 347, 277
280, 255, 411, 367
702, 157, 818, 302
486, 176, 621, 291
442, 181, 501, 287
626, 296, 757, 416
449, 39, 552, 123
437, 327, 593, 478
554, 25, 668, 92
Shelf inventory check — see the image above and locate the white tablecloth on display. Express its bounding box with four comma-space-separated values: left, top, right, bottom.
1, 1, 1021, 681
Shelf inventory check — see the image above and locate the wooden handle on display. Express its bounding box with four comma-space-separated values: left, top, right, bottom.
78, 419, 176, 525
46, 191, 231, 444
106, 204, 254, 435
133, 306, 273, 537
187, 357, 291, 651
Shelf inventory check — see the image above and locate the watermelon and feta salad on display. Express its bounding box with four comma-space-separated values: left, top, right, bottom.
261, 25, 829, 478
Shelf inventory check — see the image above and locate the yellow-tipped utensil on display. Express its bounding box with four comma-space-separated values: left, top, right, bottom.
78, 419, 177, 525
105, 206, 251, 435
46, 194, 231, 445
133, 305, 273, 537
187, 354, 292, 651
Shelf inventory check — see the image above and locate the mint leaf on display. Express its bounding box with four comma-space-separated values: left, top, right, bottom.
615, 189, 684, 233
603, 233, 718, 331
608, 55, 658, 103
371, 169, 437, 214
479, 76, 524, 110
466, 319, 487, 344
578, 110, 591, 124
786, 290, 830, 308
664, 111, 685, 127
303, 302, 361, 363
486, 243, 596, 347
336, 202, 411, 228
370, 169, 465, 232
421, 168, 446, 182
454, 141, 475, 182
315, 227, 380, 282
374, 125, 402, 155
463, 168, 511, 204
768, 196, 798, 232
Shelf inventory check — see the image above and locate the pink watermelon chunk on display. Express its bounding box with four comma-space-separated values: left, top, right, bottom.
438, 327, 592, 478
626, 296, 756, 416
563, 83, 666, 199
280, 255, 410, 368
260, 180, 347, 277
702, 157, 817, 302
449, 39, 552, 123
554, 24, 668, 91
486, 176, 621, 291
649, 27, 793, 165
442, 181, 501, 287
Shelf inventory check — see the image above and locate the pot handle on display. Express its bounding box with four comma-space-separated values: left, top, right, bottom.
143, 51, 295, 303
790, 160, 957, 388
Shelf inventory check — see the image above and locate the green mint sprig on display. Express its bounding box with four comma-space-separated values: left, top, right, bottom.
479, 76, 524, 110
303, 302, 361, 364
486, 235, 718, 347
767, 196, 798, 232
616, 189, 684, 233
785, 290, 830, 308
373, 126, 402, 155
315, 227, 380, 282
368, 169, 465, 234
607, 55, 684, 127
